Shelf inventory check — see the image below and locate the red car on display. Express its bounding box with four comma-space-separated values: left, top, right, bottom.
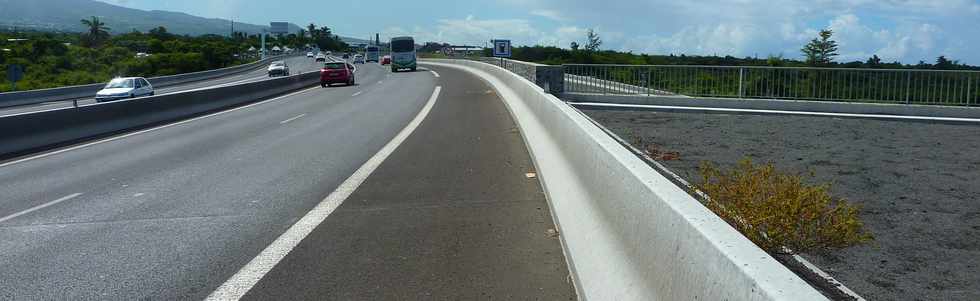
381, 55, 391, 65
320, 62, 355, 87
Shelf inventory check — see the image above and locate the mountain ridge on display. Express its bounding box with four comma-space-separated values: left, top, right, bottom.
0, 0, 345, 38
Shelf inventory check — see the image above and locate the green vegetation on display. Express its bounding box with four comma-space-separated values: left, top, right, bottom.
478, 29, 978, 71
801, 29, 839, 66
0, 19, 348, 92
695, 159, 873, 254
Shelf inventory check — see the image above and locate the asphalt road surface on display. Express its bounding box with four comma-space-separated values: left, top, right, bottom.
583, 108, 980, 301
0, 63, 574, 300
0, 55, 322, 117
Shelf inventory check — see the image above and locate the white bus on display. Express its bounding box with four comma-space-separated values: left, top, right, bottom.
389, 36, 417, 72
365, 45, 380, 63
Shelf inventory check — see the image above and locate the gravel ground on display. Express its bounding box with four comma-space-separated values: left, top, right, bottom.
582, 108, 980, 301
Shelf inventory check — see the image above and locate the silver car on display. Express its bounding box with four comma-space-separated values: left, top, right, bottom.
268, 61, 290, 77
95, 77, 154, 102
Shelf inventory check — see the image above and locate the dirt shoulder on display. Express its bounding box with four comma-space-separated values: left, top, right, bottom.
582, 108, 980, 301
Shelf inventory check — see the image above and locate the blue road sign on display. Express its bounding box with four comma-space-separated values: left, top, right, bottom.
492, 40, 511, 58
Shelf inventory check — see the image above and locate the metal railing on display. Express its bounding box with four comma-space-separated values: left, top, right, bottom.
564, 64, 980, 106
476, 57, 540, 83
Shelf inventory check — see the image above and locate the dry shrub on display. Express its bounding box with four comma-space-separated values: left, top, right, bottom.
695, 158, 873, 254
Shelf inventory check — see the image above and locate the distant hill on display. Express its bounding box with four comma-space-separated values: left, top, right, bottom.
0, 0, 332, 38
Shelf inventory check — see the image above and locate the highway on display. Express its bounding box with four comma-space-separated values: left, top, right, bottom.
0, 55, 321, 117
0, 62, 574, 299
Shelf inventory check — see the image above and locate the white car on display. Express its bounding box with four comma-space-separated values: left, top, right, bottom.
353, 54, 365, 64
306, 52, 314, 58
314, 53, 326, 62
268, 61, 290, 77
95, 77, 154, 102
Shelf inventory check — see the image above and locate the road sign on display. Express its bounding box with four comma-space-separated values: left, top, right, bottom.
270, 22, 289, 34
492, 40, 511, 58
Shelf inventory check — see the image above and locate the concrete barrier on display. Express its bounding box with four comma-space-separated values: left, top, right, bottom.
564, 93, 980, 120
422, 59, 826, 301
0, 55, 291, 108
0, 71, 318, 158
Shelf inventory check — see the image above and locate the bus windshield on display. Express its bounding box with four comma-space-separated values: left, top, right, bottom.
391, 40, 414, 53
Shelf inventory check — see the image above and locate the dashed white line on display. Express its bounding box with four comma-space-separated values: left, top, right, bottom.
0, 193, 83, 223
205, 86, 442, 300
279, 113, 306, 124
0, 86, 320, 169
430, 70, 440, 78
352, 91, 363, 97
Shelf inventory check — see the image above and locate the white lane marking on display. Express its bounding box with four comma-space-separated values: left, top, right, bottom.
378, 80, 384, 84
430, 70, 440, 78
0, 193, 83, 223
205, 86, 442, 300
0, 87, 321, 169
572, 102, 980, 123
352, 91, 363, 97
279, 113, 306, 125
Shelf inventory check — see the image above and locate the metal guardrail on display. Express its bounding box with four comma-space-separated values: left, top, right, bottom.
0, 54, 294, 109
474, 57, 540, 83
564, 64, 980, 106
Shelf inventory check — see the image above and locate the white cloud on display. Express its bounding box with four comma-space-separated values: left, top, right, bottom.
385, 16, 593, 48
530, 9, 565, 21
512, 0, 980, 64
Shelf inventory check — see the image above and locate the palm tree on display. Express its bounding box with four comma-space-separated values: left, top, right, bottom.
80, 16, 111, 47
307, 23, 318, 39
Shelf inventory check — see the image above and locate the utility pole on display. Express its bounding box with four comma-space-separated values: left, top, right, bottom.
261, 29, 267, 60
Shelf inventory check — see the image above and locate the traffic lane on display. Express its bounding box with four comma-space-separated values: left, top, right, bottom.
0, 56, 316, 117
0, 60, 392, 225
0, 64, 437, 300
243, 65, 576, 300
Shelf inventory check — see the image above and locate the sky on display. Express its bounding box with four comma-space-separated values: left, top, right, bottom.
99, 0, 980, 65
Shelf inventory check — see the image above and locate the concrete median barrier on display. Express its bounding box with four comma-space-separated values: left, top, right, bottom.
0, 71, 318, 158
0, 55, 292, 109
422, 59, 826, 301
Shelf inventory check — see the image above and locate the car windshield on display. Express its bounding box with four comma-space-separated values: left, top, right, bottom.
324, 63, 345, 70
105, 78, 134, 89
391, 40, 414, 52
271, 62, 284, 67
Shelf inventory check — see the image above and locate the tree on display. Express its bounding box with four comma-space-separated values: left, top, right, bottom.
80, 16, 111, 47
149, 26, 172, 41
766, 54, 785, 67
866, 54, 882, 68
935, 55, 954, 70
585, 28, 602, 52
569, 41, 579, 51
307, 23, 318, 38
801, 29, 838, 66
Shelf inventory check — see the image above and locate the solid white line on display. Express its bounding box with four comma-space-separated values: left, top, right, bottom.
352, 91, 363, 97
0, 193, 83, 223
572, 102, 980, 123
205, 86, 441, 300
279, 113, 306, 124
430, 70, 440, 78
0, 86, 321, 169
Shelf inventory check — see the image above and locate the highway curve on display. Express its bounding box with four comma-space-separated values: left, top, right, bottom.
0, 62, 575, 300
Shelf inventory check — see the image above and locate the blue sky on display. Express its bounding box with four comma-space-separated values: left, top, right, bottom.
100, 0, 980, 65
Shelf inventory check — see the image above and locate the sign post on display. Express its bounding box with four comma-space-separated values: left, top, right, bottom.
491, 39, 511, 67
7, 64, 23, 91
